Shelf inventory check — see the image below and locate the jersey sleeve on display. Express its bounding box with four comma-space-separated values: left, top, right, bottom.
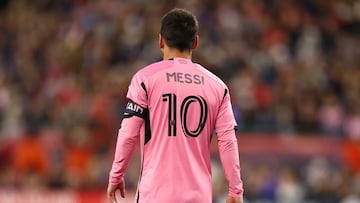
126, 72, 148, 108
215, 88, 244, 198
109, 116, 143, 185
109, 72, 148, 185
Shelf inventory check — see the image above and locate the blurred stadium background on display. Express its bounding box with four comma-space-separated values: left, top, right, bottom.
0, 0, 359, 202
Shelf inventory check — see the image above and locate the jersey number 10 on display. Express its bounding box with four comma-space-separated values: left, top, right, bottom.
162, 93, 208, 137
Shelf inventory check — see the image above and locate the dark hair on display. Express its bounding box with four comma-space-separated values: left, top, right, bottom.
160, 8, 199, 52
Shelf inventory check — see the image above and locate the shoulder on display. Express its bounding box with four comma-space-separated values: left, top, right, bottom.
132, 60, 173, 80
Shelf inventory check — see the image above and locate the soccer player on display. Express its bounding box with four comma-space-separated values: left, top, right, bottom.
107, 8, 244, 203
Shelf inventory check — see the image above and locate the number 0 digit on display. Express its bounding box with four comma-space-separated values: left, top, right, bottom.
180, 96, 208, 137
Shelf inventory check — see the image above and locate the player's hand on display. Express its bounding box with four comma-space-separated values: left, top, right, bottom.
107, 179, 125, 203
226, 196, 243, 203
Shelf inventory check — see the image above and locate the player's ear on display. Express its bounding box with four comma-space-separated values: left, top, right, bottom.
192, 35, 199, 50
159, 34, 164, 49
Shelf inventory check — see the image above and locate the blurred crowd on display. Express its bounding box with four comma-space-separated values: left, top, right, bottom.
0, 0, 360, 202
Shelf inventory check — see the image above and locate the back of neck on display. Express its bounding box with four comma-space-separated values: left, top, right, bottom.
163, 47, 192, 60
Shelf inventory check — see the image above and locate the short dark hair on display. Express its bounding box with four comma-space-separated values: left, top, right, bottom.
160, 8, 199, 52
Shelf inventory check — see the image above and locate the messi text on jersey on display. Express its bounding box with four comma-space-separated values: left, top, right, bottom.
166, 72, 204, 85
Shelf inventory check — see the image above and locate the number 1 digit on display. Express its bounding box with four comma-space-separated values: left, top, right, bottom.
162, 93, 177, 136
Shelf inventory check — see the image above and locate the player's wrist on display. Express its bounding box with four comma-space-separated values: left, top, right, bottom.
226, 196, 243, 203
109, 176, 124, 185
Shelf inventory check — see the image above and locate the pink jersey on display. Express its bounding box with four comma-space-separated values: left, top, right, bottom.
109, 58, 243, 203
